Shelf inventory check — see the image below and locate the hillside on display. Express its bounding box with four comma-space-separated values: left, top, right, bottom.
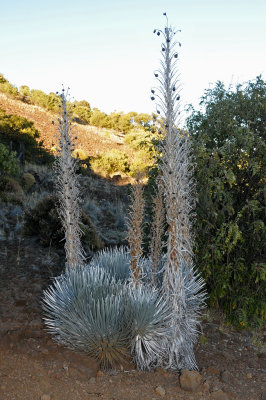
0, 92, 130, 157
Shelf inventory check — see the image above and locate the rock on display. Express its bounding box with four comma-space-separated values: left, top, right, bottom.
211, 389, 230, 400
40, 395, 51, 400
180, 370, 202, 392
246, 372, 252, 379
199, 379, 210, 393
155, 385, 166, 397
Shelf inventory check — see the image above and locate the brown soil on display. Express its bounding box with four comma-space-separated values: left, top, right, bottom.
0, 237, 265, 400
0, 93, 129, 157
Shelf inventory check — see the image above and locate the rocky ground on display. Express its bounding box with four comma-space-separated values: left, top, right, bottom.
0, 216, 265, 400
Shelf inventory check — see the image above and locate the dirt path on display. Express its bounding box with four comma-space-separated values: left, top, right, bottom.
0, 238, 265, 400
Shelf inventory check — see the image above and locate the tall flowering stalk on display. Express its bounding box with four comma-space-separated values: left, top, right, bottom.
152, 14, 203, 370
150, 179, 165, 284
127, 176, 145, 283
54, 89, 86, 270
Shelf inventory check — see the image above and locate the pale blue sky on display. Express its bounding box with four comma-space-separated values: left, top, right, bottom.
0, 0, 265, 115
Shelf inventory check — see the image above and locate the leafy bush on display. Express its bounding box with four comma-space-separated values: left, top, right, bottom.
0, 176, 25, 204
73, 100, 92, 124
19, 85, 30, 97
0, 143, 19, 177
29, 89, 61, 112
72, 148, 88, 160
124, 129, 161, 177
0, 74, 19, 97
129, 149, 154, 177
90, 149, 130, 177
89, 108, 111, 128
0, 107, 53, 164
187, 76, 266, 327
21, 172, 36, 191
29, 89, 47, 108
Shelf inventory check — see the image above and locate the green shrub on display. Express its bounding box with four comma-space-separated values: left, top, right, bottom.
19, 85, 30, 97
30, 89, 49, 108
129, 149, 154, 177
21, 172, 36, 191
90, 149, 130, 177
73, 100, 92, 124
90, 108, 111, 128
46, 92, 61, 112
0, 143, 20, 177
187, 76, 266, 327
124, 129, 161, 177
0, 176, 25, 204
0, 107, 54, 164
72, 148, 88, 160
0, 74, 19, 97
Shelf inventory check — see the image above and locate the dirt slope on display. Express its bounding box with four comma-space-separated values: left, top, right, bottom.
0, 93, 128, 157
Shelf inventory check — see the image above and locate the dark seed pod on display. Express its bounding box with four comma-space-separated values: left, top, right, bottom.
162, 48, 165, 52
154, 73, 158, 77
174, 53, 178, 58
153, 29, 156, 33
157, 32, 160, 36
173, 87, 176, 92
151, 96, 155, 101
151, 89, 155, 94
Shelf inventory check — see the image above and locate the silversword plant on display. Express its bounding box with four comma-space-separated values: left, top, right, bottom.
152, 13, 206, 369
54, 88, 85, 270
43, 17, 205, 372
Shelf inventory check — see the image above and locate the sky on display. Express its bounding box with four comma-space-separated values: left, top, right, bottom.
0, 0, 265, 117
